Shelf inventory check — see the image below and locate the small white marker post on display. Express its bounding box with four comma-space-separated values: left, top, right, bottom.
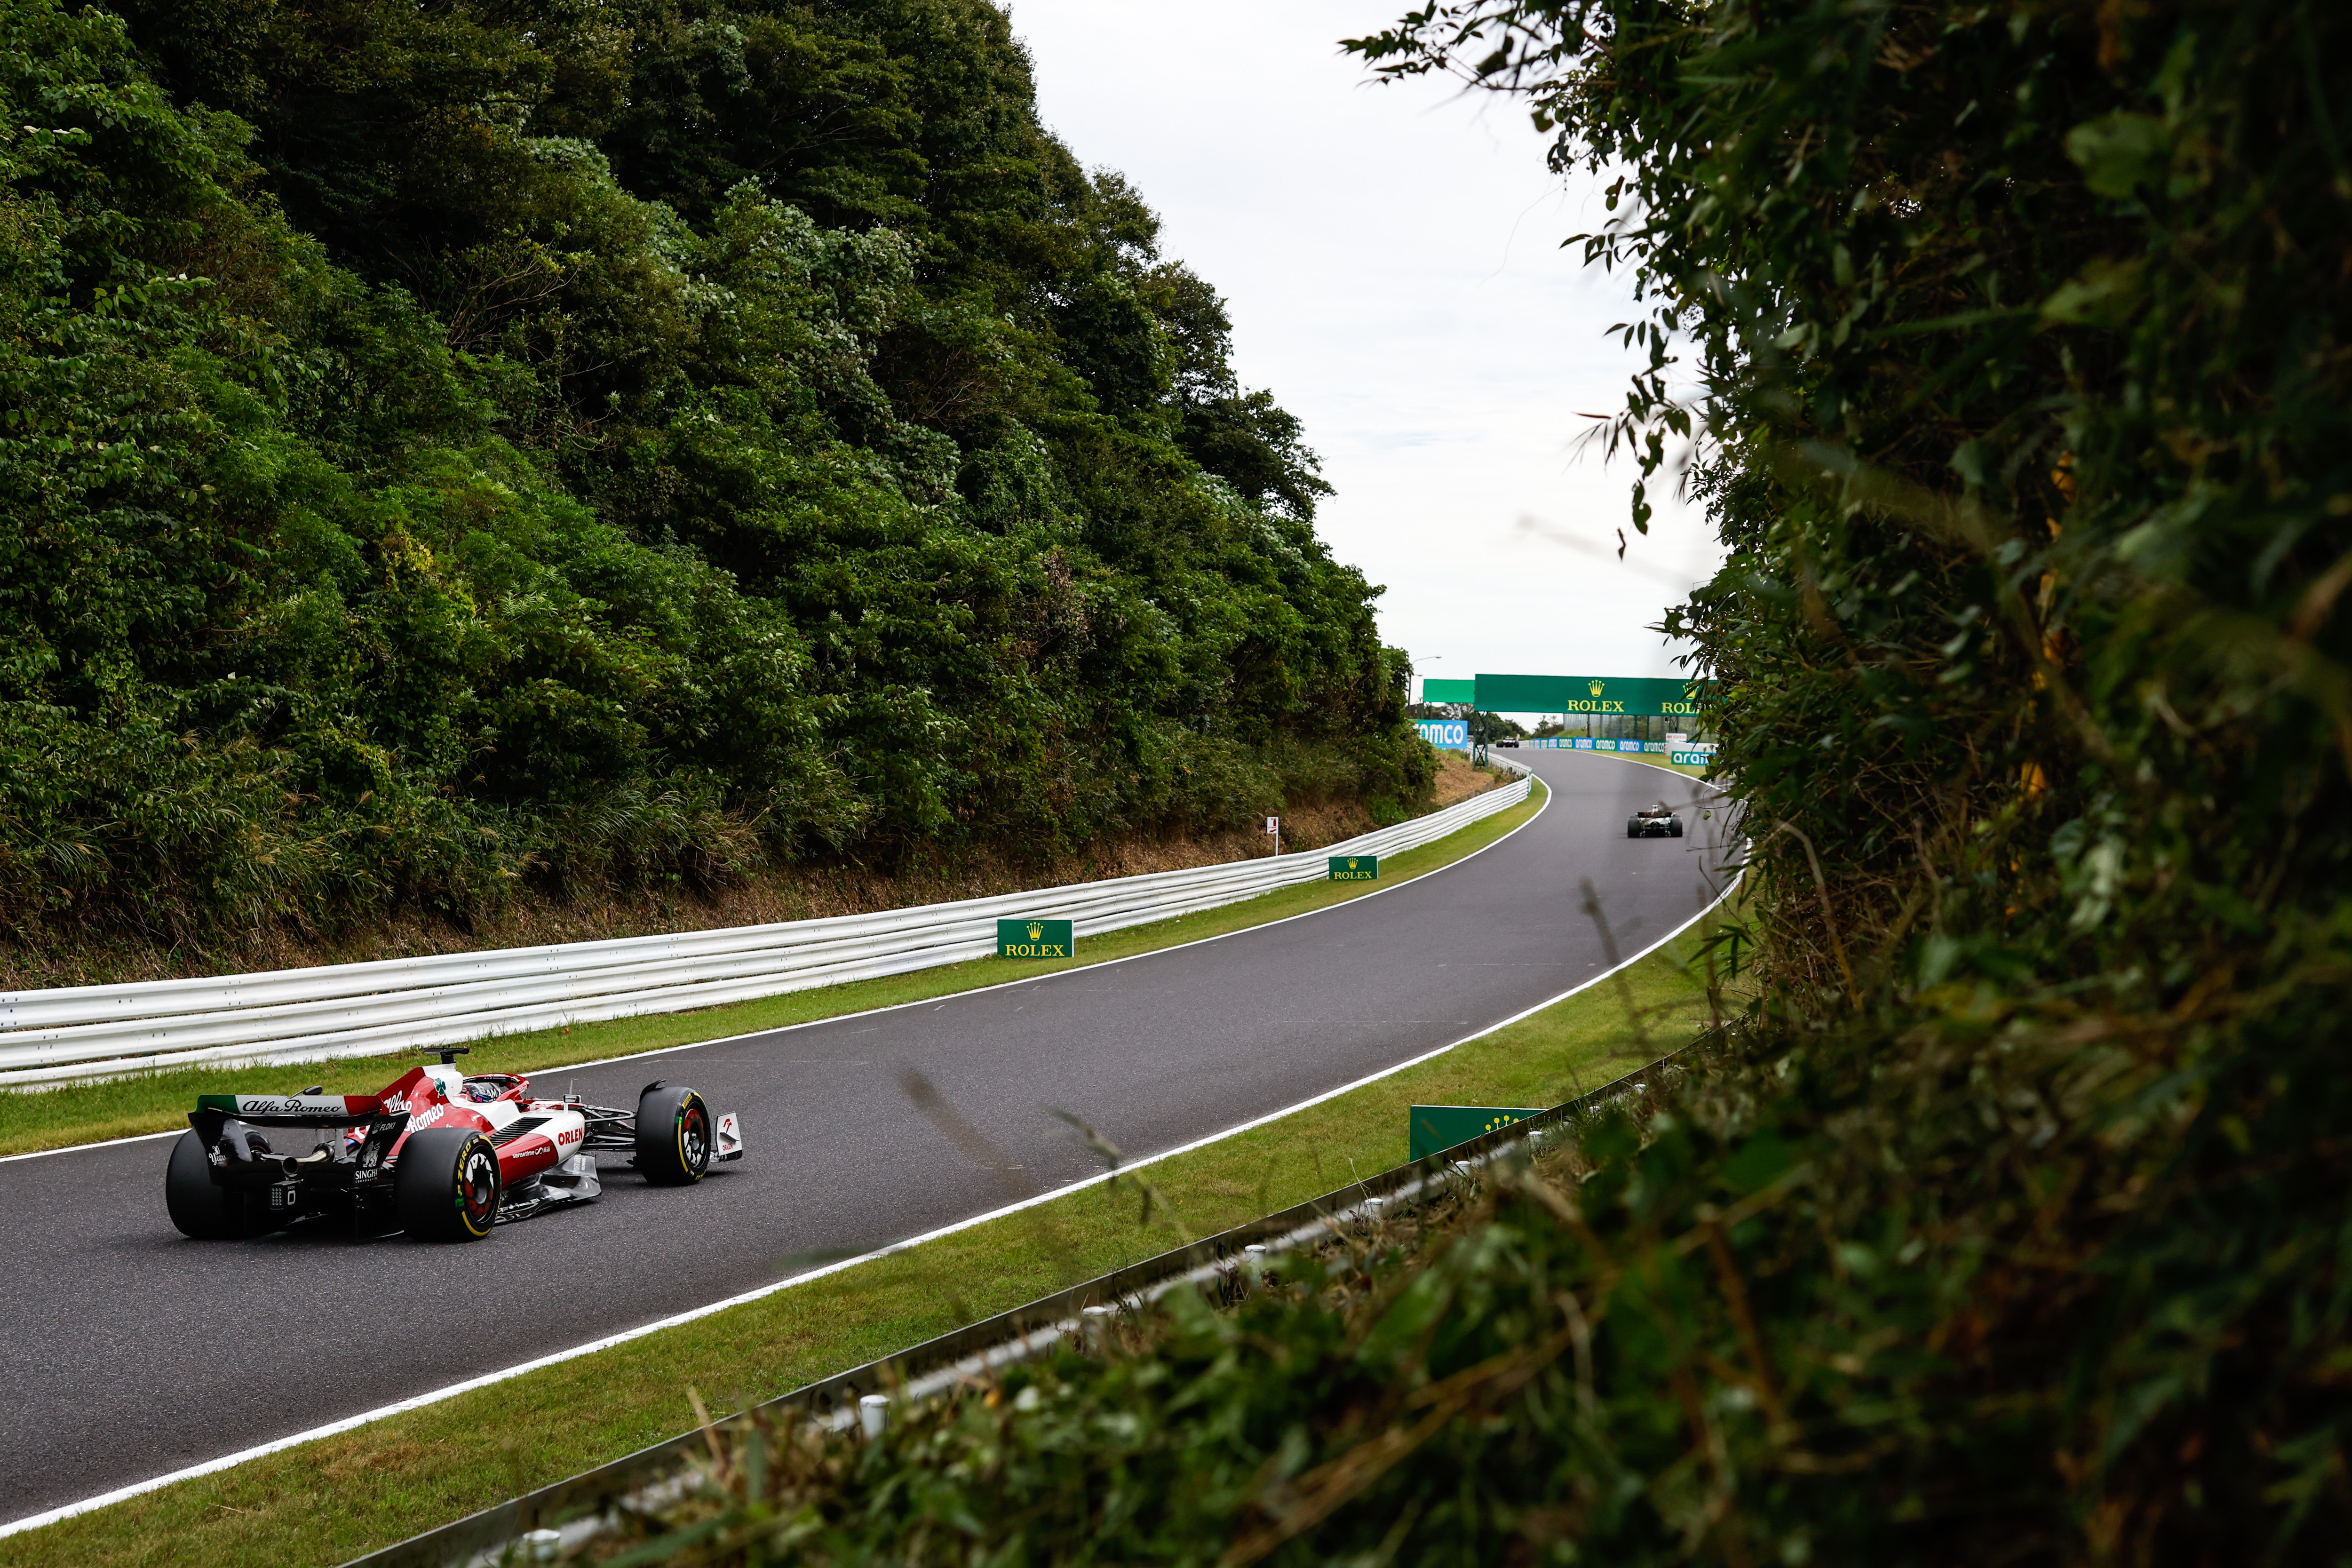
1265, 815, 1280, 856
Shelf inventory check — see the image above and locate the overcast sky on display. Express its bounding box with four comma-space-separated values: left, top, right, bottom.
1007, 0, 1724, 701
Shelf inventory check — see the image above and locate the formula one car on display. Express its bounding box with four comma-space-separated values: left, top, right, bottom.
1627, 801, 1685, 838
166, 1048, 743, 1242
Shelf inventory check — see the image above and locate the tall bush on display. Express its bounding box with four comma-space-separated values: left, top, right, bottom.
0, 0, 1430, 947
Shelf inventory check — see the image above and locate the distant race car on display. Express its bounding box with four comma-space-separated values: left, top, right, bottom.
1627, 802, 1685, 839
166, 1048, 743, 1242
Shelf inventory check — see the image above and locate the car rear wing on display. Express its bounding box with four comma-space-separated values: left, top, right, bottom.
193, 1093, 394, 1127
190, 1096, 412, 1186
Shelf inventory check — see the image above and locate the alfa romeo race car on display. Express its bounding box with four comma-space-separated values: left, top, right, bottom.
166, 1048, 744, 1242
1627, 801, 1685, 838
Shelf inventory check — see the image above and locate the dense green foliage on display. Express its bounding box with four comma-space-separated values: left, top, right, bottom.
0, 0, 1423, 945
589, 0, 2352, 1560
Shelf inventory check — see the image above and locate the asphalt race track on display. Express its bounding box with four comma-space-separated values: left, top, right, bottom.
0, 751, 1734, 1523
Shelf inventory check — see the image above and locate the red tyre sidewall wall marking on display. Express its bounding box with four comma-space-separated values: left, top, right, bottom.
460, 1139, 497, 1235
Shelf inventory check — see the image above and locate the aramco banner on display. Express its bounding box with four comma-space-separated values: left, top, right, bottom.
1473, 674, 1714, 718
1414, 719, 1469, 749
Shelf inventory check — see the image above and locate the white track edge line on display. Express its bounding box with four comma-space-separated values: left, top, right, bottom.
0, 772, 1578, 1166
0, 1127, 180, 1162
0, 840, 1739, 1543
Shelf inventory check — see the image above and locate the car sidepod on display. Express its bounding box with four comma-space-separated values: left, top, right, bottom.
482, 1104, 602, 1222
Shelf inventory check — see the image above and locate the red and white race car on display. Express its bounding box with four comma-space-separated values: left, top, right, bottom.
166, 1048, 744, 1242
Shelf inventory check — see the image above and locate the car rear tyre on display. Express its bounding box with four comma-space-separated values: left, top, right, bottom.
396, 1127, 501, 1241
1669, 820, 1684, 837
1626, 819, 1641, 838
166, 1129, 271, 1239
636, 1084, 713, 1186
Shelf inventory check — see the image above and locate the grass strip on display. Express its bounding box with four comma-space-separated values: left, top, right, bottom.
1583, 750, 1709, 779
1493, 748, 1708, 778
1, 851, 1730, 1568
0, 782, 1542, 1158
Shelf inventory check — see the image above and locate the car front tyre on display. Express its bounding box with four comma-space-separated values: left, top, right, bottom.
636, 1084, 714, 1186
395, 1128, 501, 1241
166, 1129, 270, 1239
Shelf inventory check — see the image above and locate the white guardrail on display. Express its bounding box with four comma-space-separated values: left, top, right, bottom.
0, 761, 1534, 1088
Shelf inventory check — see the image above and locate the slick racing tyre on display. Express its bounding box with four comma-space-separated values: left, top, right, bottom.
1626, 818, 1642, 838
396, 1127, 501, 1241
166, 1130, 272, 1240
1669, 819, 1685, 837
636, 1083, 714, 1186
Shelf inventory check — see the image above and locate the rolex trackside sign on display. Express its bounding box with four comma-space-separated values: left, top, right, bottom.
1327, 855, 1378, 882
1408, 1105, 1548, 1161
996, 918, 1072, 960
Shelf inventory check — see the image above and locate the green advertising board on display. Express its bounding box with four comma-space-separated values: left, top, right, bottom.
1473, 673, 1714, 718
996, 918, 1073, 960
1420, 677, 1476, 704
1327, 854, 1379, 882
1408, 1104, 1548, 1161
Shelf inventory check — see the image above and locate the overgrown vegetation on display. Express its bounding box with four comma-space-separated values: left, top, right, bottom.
559, 0, 2351, 1560
0, 0, 1427, 952
576, 1084, 1712, 1568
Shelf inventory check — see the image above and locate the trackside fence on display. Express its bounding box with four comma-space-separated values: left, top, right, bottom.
0, 762, 1533, 1088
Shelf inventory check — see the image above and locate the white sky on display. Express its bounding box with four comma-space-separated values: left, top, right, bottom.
1007, 0, 1724, 704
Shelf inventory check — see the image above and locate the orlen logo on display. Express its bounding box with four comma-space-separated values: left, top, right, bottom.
557, 1128, 582, 1146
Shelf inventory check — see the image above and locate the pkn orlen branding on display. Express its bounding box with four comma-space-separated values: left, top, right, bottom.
996, 917, 1073, 960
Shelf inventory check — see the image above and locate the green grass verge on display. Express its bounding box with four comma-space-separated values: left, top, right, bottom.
1597, 750, 1711, 779
0, 783, 1543, 1158
1499, 748, 1709, 779
1, 840, 1731, 1568
1643, 757, 1714, 778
